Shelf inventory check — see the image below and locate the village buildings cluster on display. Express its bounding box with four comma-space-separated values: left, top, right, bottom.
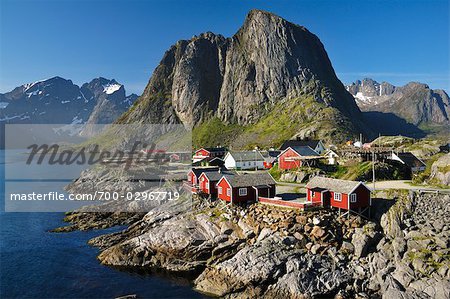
184, 136, 436, 218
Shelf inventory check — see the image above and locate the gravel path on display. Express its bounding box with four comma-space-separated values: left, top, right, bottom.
371, 180, 450, 192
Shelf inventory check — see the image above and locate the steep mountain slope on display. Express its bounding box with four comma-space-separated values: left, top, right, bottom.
119, 10, 369, 147
347, 78, 450, 132
0, 76, 137, 126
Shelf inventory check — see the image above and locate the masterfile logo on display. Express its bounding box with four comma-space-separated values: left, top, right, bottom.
3, 124, 192, 212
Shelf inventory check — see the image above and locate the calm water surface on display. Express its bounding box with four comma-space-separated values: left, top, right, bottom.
0, 150, 206, 298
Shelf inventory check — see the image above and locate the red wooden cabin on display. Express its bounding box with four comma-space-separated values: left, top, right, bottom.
198, 170, 235, 196
193, 147, 227, 162
278, 146, 320, 170
305, 176, 371, 211
187, 167, 220, 193
216, 172, 276, 204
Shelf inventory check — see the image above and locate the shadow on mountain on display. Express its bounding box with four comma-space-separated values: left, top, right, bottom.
363, 111, 426, 138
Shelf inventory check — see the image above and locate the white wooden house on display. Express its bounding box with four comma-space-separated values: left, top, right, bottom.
223, 151, 265, 170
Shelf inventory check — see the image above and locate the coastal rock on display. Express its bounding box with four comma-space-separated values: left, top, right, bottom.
195, 235, 352, 297
351, 223, 380, 258
310, 225, 326, 239
429, 154, 450, 186
96, 198, 243, 272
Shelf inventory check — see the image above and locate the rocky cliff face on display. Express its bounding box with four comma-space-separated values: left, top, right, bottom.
0, 76, 137, 127
347, 78, 450, 128
119, 10, 368, 144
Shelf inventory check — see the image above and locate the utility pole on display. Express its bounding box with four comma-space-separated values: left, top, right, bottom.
254, 146, 258, 171
372, 150, 376, 190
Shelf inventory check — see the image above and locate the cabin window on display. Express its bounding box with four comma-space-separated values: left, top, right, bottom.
239, 188, 247, 196
334, 193, 342, 201
227, 188, 231, 196
350, 193, 357, 203
310, 191, 315, 198
188, 175, 191, 182
218, 187, 222, 194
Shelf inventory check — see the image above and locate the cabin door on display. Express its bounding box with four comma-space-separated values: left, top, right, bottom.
322, 192, 331, 207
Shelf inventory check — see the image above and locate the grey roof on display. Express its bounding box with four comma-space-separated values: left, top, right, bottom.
228, 151, 265, 162
192, 156, 225, 167
203, 147, 227, 153
260, 151, 278, 163
306, 176, 369, 194
222, 172, 275, 188
202, 170, 236, 181
191, 167, 220, 178
396, 152, 425, 168
280, 139, 322, 151
288, 146, 320, 157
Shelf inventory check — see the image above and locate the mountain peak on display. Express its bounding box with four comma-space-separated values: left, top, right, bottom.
346, 78, 449, 128
245, 9, 284, 23
120, 10, 367, 144
1, 76, 137, 126
81, 77, 123, 96
243, 9, 307, 33
22, 76, 72, 91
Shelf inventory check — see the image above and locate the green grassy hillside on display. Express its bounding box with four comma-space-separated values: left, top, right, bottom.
192, 95, 359, 149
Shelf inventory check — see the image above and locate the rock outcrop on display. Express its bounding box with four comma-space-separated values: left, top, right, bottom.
429, 154, 450, 186
119, 10, 369, 145
352, 192, 450, 298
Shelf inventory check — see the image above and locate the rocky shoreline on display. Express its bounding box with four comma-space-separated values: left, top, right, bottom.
54, 169, 450, 298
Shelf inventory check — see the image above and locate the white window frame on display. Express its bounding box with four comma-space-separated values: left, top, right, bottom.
350, 193, 357, 203
310, 190, 315, 198
218, 187, 222, 195
334, 192, 342, 202
227, 188, 231, 196
239, 188, 247, 196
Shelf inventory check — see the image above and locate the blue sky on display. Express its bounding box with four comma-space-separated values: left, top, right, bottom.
0, 0, 448, 95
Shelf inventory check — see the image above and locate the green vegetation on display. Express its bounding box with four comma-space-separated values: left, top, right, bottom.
339, 161, 372, 180
192, 117, 243, 148
268, 164, 283, 181
403, 138, 445, 157
232, 95, 354, 149
372, 135, 414, 147
326, 161, 410, 181
329, 165, 348, 178
406, 248, 449, 276
191, 92, 356, 150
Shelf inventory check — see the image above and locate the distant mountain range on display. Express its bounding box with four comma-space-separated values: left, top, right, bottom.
0, 76, 138, 129
346, 78, 449, 137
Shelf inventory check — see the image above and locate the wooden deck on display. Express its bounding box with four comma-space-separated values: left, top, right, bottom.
258, 196, 322, 210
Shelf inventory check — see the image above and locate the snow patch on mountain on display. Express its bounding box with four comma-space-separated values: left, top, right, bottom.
103, 83, 122, 94
353, 92, 378, 105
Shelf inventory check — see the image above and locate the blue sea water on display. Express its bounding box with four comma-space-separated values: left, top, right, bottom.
0, 150, 206, 298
